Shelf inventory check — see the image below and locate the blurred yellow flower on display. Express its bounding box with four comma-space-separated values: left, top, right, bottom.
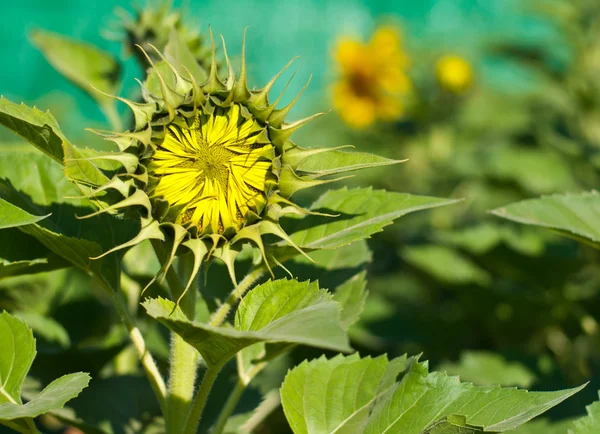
332, 25, 412, 128
436, 55, 474, 93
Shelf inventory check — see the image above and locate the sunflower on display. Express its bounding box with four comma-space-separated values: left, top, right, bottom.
75, 32, 348, 289
332, 25, 412, 128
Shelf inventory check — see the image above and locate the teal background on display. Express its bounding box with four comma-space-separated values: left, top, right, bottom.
0, 0, 563, 137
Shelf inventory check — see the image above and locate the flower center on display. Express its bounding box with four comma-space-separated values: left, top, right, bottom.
348, 68, 377, 98
192, 137, 235, 188
148, 104, 273, 235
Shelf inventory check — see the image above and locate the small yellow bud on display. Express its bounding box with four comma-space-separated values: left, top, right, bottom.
436, 55, 474, 93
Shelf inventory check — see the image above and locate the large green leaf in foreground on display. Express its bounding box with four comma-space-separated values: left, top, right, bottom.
0, 311, 89, 423
0, 373, 90, 420
285, 187, 461, 250
144, 279, 351, 368
237, 270, 368, 388
280, 353, 584, 434
492, 192, 600, 247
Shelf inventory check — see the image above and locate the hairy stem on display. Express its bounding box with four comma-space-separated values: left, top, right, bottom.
184, 364, 223, 434
152, 242, 200, 434
209, 265, 267, 327
110, 289, 167, 413
211, 378, 246, 434
178, 265, 268, 433
114, 272, 143, 374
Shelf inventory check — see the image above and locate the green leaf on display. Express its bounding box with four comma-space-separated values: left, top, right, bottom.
291, 148, 404, 177
281, 353, 410, 434
293, 239, 372, 269
62, 143, 113, 192
236, 272, 367, 386
0, 197, 48, 229
0, 258, 60, 280
0, 147, 136, 289
424, 415, 484, 433
435, 223, 545, 256
143, 279, 351, 367
438, 351, 536, 388
0, 145, 82, 206
0, 311, 92, 430
366, 360, 582, 433
569, 391, 600, 433
283, 240, 372, 293
455, 145, 575, 194
333, 271, 368, 328
436, 223, 504, 254
0, 98, 110, 189
0, 183, 121, 290
403, 245, 491, 286
492, 192, 600, 247
48, 375, 162, 434
17, 223, 103, 275
0, 311, 35, 404
512, 419, 575, 434
0, 148, 78, 278
0, 311, 90, 423
280, 354, 584, 434
285, 187, 460, 250
15, 311, 70, 348
279, 148, 404, 196
30, 29, 121, 116
0, 97, 70, 164
0, 372, 90, 420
